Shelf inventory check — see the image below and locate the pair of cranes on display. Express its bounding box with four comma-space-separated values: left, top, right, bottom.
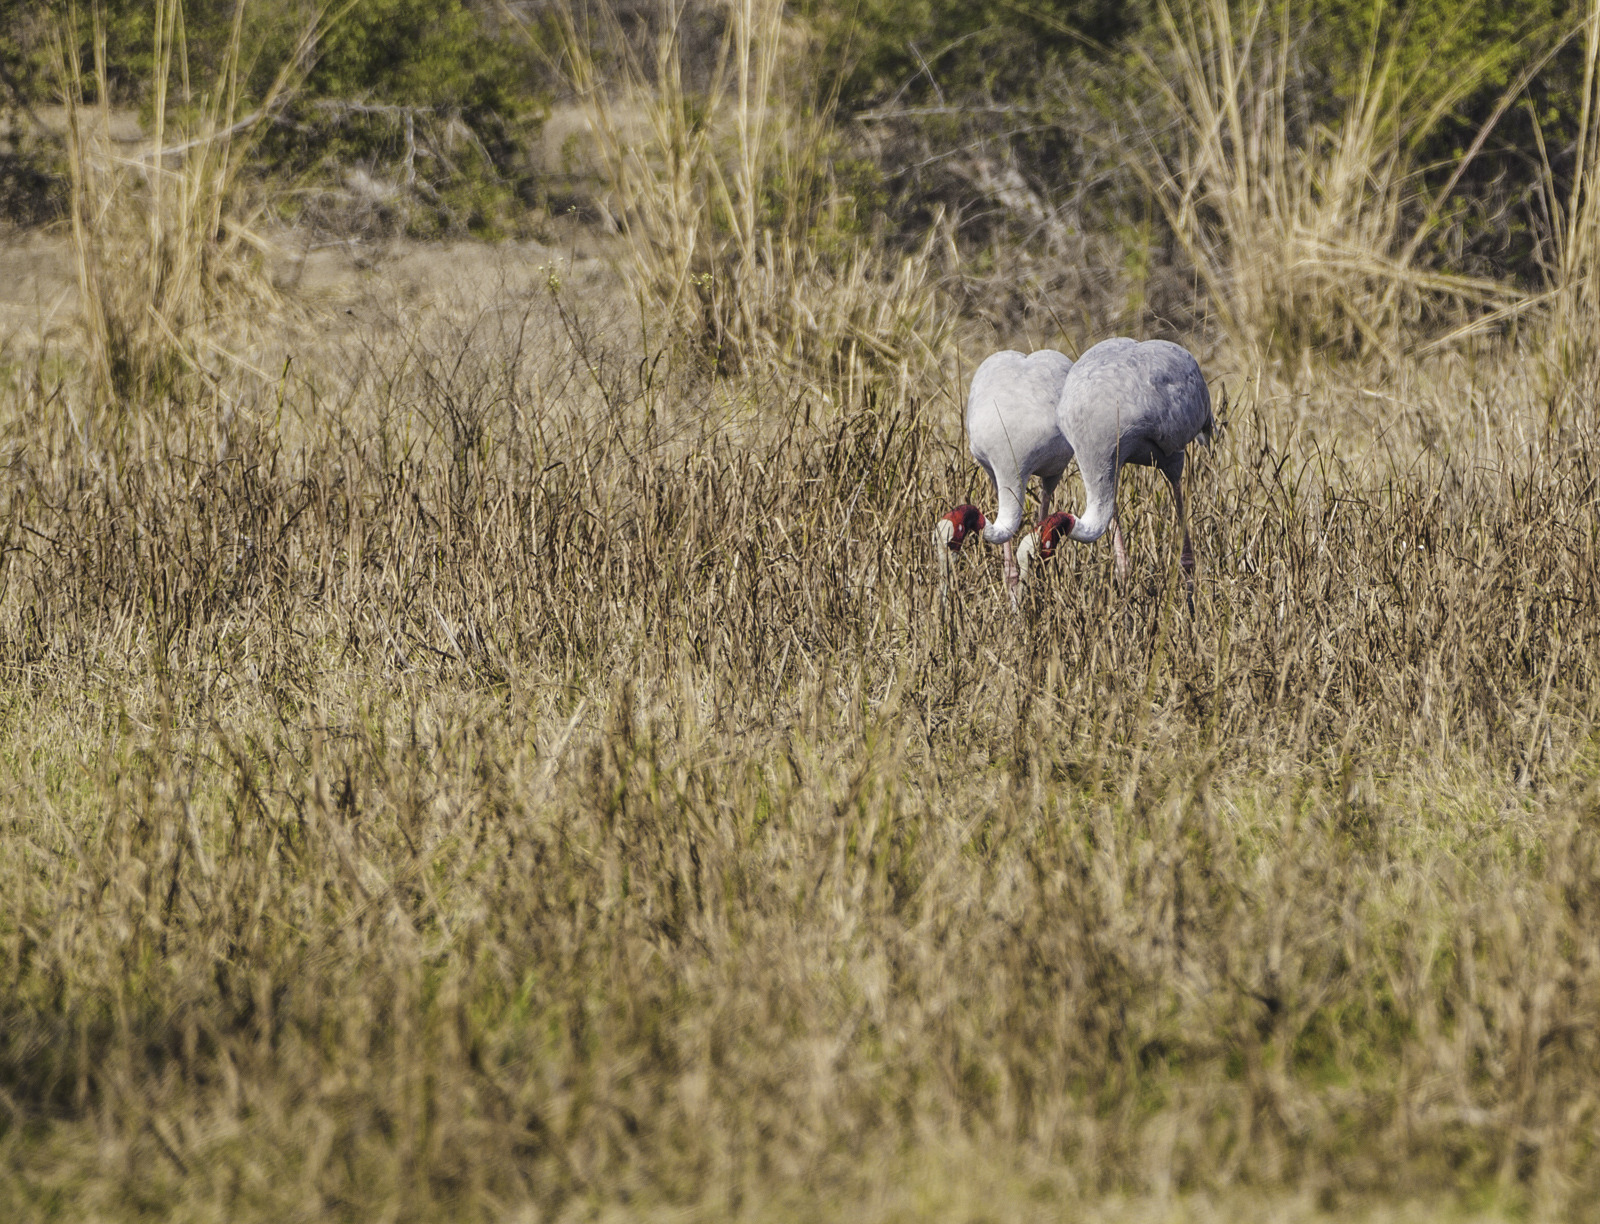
936, 337, 1214, 608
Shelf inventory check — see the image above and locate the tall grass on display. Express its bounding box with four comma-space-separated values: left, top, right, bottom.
55, 0, 342, 404
557, 0, 954, 393
1131, 0, 1549, 363
1538, 0, 1600, 398
2, 247, 1600, 1218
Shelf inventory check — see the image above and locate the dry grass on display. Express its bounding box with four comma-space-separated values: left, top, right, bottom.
3, 2, 1600, 1220
1130, 0, 1557, 363
55, 0, 340, 404
0, 253, 1599, 1219
556, 0, 954, 393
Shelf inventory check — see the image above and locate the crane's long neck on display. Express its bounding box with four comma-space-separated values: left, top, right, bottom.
1068, 503, 1114, 543
1068, 460, 1118, 543
934, 521, 954, 605
980, 484, 1025, 545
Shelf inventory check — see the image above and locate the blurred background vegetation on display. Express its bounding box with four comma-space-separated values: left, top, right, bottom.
1, 0, 556, 237
0, 0, 1591, 281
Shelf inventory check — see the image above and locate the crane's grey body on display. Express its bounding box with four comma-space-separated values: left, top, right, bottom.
1055, 338, 1213, 545
966, 349, 1076, 546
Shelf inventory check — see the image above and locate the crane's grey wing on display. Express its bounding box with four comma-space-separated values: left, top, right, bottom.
1137, 340, 1213, 453
1077, 336, 1138, 365
1057, 338, 1210, 456
968, 350, 1074, 426
964, 348, 1079, 543
1012, 350, 1076, 473
1055, 337, 1140, 455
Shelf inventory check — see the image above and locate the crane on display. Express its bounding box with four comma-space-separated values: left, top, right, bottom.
934, 349, 1075, 607
1019, 337, 1213, 605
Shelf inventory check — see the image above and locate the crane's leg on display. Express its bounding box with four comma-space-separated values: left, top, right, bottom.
1163, 460, 1196, 612
1112, 517, 1129, 581
1038, 473, 1061, 524
990, 472, 1026, 609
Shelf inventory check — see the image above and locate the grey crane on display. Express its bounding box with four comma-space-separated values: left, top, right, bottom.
1019, 337, 1213, 603
934, 349, 1075, 606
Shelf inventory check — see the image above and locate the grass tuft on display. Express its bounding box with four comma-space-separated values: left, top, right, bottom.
556, 0, 954, 391
54, 0, 340, 405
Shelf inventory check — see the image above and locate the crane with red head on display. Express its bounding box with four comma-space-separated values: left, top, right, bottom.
935, 349, 1075, 608
1016, 337, 1214, 610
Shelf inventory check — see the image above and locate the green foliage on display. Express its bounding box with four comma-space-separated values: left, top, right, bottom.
283, 0, 552, 236
297, 0, 549, 236
303, 0, 533, 116
803, 0, 1142, 109
34, 0, 544, 114
1304, 0, 1573, 109
0, 121, 59, 228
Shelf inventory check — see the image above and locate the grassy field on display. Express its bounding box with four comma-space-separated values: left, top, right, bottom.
3, 0, 1600, 1220
0, 239, 1596, 1221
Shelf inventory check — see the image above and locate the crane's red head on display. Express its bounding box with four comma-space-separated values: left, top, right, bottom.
939, 504, 986, 550
1035, 512, 1075, 560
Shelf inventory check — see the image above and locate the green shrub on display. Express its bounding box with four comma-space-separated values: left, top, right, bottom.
804, 0, 1141, 111
19, 0, 552, 237
271, 0, 552, 236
